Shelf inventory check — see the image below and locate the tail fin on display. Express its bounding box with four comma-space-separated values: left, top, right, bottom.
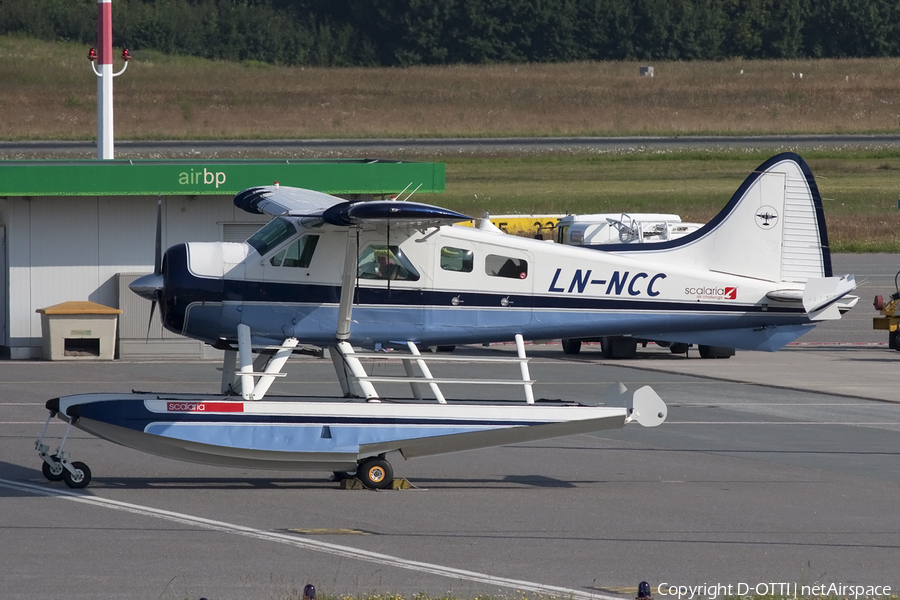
607, 153, 831, 284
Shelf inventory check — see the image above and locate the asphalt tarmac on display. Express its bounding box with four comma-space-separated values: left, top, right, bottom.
1, 254, 898, 600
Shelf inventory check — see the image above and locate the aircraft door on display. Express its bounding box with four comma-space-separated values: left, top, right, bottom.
428, 244, 479, 329
429, 243, 533, 330
353, 240, 426, 330
477, 247, 533, 328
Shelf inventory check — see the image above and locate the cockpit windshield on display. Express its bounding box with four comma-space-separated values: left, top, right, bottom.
246, 218, 296, 256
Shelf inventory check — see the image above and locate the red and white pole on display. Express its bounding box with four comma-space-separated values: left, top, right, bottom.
96, 0, 114, 159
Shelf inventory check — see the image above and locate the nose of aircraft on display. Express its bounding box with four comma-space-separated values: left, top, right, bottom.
129, 272, 164, 302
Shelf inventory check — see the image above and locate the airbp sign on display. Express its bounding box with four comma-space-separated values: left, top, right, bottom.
0, 160, 445, 196
178, 168, 227, 188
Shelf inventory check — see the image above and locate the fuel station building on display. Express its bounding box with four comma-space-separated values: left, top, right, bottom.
0, 159, 445, 359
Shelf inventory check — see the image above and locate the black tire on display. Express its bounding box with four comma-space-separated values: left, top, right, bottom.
669, 343, 689, 354
890, 330, 900, 351
601, 336, 637, 359
41, 456, 65, 482
599, 337, 613, 358
698, 345, 735, 359
62, 461, 92, 489
435, 345, 456, 352
356, 457, 393, 490
331, 470, 353, 482
561, 339, 582, 355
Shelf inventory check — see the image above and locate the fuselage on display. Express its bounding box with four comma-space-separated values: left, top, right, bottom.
158, 219, 811, 350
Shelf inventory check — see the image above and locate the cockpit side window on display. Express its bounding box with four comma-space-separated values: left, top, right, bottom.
440, 246, 474, 273
270, 235, 320, 268
486, 254, 528, 279
247, 218, 296, 256
358, 245, 420, 281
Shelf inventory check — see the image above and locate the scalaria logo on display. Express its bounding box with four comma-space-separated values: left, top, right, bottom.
685, 286, 737, 299
168, 402, 205, 411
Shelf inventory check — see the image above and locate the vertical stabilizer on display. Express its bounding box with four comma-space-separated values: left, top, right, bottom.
601, 153, 831, 284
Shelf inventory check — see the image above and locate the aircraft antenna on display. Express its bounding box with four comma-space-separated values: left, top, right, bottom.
393, 182, 413, 200
402, 183, 423, 202
386, 221, 392, 297
354, 229, 361, 305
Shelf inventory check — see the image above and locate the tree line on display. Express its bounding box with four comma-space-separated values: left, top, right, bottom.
2, 0, 899, 66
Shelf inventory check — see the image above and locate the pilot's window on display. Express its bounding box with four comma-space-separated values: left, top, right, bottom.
270, 235, 319, 268
440, 246, 473, 273
486, 254, 528, 279
358, 245, 420, 281
247, 218, 296, 256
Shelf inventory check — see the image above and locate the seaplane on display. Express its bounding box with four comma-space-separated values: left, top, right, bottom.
35, 152, 856, 489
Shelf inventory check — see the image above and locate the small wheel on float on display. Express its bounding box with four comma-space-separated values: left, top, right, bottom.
62, 461, 92, 489
41, 455, 65, 482
356, 457, 393, 490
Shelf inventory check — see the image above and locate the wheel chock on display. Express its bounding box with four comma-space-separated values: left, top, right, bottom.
390, 478, 411, 490
339, 477, 366, 490
338, 477, 412, 490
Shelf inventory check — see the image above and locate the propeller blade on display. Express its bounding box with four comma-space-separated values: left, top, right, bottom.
145, 299, 157, 343
154, 196, 163, 275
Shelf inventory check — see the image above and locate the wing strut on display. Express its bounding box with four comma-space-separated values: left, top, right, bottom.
336, 230, 359, 341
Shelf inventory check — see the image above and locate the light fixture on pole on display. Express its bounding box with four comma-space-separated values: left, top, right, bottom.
89, 0, 130, 160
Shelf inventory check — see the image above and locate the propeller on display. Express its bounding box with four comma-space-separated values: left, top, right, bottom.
129, 197, 164, 339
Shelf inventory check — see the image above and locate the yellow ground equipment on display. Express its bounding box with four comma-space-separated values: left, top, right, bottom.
873, 270, 900, 351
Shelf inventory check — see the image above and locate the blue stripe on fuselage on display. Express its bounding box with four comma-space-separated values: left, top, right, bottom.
163, 264, 805, 346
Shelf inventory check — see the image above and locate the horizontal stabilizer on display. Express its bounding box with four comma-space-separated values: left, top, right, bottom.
803, 275, 857, 320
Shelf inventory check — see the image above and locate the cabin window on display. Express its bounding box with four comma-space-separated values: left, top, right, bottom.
270, 235, 319, 268
247, 218, 296, 256
486, 254, 528, 279
358, 245, 420, 281
440, 246, 474, 273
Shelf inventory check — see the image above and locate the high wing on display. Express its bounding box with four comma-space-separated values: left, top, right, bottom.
234, 185, 344, 217
235, 184, 471, 227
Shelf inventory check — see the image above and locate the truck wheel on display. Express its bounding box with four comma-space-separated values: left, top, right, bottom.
698, 345, 735, 359
601, 336, 637, 359
561, 339, 582, 354
890, 330, 900, 351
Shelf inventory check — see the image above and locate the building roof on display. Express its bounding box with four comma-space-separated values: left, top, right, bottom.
0, 159, 445, 196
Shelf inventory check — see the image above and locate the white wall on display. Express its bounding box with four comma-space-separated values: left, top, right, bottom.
2, 194, 268, 358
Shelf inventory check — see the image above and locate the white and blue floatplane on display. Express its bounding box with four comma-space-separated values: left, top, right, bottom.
36, 153, 857, 489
